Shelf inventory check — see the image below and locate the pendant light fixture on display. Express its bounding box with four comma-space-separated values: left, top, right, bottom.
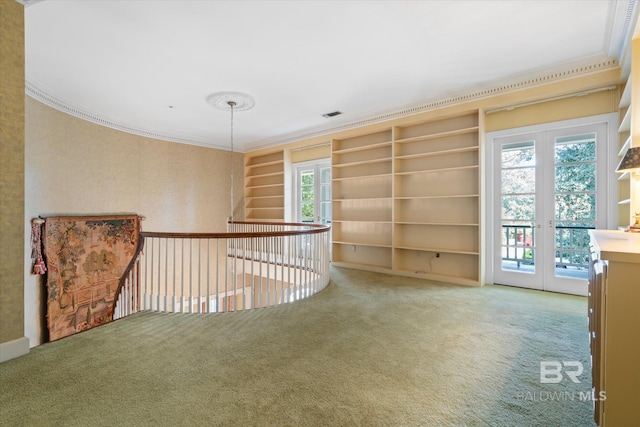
205, 92, 255, 223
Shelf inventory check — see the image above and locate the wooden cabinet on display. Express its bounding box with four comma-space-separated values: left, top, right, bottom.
588, 230, 640, 426
331, 111, 482, 285
244, 150, 285, 221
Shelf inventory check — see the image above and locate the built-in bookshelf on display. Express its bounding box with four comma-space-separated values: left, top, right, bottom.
244, 150, 285, 221
618, 78, 632, 229
331, 111, 482, 286
393, 112, 480, 285
331, 130, 393, 271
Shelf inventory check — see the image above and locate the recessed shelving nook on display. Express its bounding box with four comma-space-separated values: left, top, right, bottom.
244, 150, 285, 221
331, 111, 482, 286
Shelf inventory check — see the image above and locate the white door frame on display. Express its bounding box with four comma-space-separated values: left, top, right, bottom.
293, 159, 331, 224
484, 113, 618, 294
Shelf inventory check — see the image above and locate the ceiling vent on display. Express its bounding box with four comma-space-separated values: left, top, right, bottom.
322, 111, 343, 118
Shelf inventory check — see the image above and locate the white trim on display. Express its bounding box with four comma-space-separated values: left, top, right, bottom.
485, 113, 618, 293
0, 337, 29, 363
292, 159, 331, 224
26, 56, 619, 153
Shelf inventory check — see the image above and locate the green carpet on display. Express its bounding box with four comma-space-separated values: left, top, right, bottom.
1, 267, 595, 426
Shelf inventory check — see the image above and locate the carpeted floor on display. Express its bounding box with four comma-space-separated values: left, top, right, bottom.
1, 267, 595, 426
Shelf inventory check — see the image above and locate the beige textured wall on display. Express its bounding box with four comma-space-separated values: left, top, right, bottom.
24, 97, 243, 346
0, 1, 26, 347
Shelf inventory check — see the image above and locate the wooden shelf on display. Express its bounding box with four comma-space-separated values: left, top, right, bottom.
332, 157, 392, 168
332, 129, 393, 152
244, 171, 284, 179
244, 149, 285, 221
395, 222, 479, 227
329, 111, 481, 284
332, 160, 392, 180
619, 107, 631, 133
246, 206, 284, 211
332, 243, 393, 270
394, 216, 478, 254
245, 159, 284, 169
332, 261, 393, 273
618, 136, 631, 157
394, 194, 478, 200
393, 245, 479, 256
333, 220, 392, 247
395, 145, 478, 160
332, 197, 391, 201
394, 126, 479, 145
245, 182, 282, 189
246, 194, 284, 199
617, 75, 632, 230
245, 151, 284, 166
333, 240, 392, 248
395, 165, 478, 176
332, 172, 392, 181
393, 247, 480, 286
332, 140, 392, 155
332, 219, 392, 224
620, 79, 632, 108
246, 195, 284, 209
618, 172, 631, 181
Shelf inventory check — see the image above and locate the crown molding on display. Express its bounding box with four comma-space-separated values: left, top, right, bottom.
25, 83, 231, 151
27, 55, 619, 154
22, 0, 636, 153
243, 56, 619, 151
15, 0, 46, 7
603, 0, 637, 59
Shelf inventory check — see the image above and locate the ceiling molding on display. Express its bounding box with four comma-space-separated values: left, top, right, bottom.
25, 83, 229, 151
23, 0, 636, 154
602, 0, 637, 59
26, 55, 619, 154
14, 0, 46, 7
243, 56, 619, 151
605, 0, 638, 59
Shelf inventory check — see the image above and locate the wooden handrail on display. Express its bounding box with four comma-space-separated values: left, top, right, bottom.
141, 221, 330, 240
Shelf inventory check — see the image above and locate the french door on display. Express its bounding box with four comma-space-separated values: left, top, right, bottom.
294, 160, 331, 225
489, 119, 611, 296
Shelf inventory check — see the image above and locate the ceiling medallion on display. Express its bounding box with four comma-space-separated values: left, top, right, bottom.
205, 91, 255, 111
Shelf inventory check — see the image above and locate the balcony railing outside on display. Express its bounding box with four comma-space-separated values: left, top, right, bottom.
113, 221, 331, 318
501, 224, 594, 277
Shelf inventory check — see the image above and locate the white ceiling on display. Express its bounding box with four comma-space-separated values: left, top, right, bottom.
24, 0, 637, 152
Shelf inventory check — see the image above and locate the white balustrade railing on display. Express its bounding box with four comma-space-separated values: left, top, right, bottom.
113, 221, 331, 317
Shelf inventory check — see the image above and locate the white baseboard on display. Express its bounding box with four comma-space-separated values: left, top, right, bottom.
0, 337, 30, 363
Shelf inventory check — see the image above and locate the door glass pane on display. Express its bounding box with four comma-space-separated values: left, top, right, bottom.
300, 170, 314, 223
500, 140, 536, 273
319, 167, 331, 224
320, 167, 331, 184
554, 133, 596, 279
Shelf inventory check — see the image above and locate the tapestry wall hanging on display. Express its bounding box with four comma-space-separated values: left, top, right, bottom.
43, 215, 140, 341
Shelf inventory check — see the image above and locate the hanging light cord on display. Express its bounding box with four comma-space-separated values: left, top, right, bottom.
228, 101, 236, 224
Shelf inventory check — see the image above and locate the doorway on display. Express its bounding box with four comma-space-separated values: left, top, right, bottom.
486, 115, 616, 296
294, 160, 331, 225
